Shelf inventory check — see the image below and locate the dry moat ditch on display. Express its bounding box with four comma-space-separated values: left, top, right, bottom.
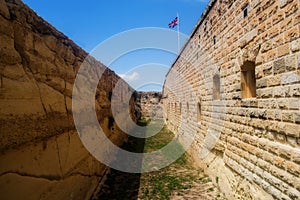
94, 119, 226, 200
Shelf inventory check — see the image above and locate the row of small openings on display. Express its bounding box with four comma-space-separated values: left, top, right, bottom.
178, 101, 202, 121
168, 102, 183, 118
166, 99, 201, 122
213, 61, 256, 100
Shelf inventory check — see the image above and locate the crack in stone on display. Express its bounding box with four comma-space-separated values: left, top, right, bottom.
13, 29, 48, 115
55, 138, 63, 177
0, 171, 100, 182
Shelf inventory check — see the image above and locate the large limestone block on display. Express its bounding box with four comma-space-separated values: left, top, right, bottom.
0, 98, 44, 116
38, 82, 66, 114
2, 64, 26, 80
13, 23, 34, 51
33, 34, 55, 60
0, 130, 102, 179
0, 0, 10, 19
56, 131, 90, 175
0, 173, 100, 200
25, 53, 58, 76
0, 135, 62, 178
43, 35, 57, 52
59, 63, 76, 82
0, 34, 22, 65
0, 173, 52, 200
0, 77, 44, 116
74, 156, 107, 177
0, 14, 13, 37
39, 175, 100, 200
43, 76, 65, 93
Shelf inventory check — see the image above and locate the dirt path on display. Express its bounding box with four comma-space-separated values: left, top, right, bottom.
95, 120, 226, 200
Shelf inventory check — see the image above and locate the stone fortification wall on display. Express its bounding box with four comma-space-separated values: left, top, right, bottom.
163, 0, 300, 199
0, 0, 137, 199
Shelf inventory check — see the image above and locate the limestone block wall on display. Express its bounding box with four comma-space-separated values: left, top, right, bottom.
0, 0, 137, 199
137, 92, 163, 119
163, 0, 300, 199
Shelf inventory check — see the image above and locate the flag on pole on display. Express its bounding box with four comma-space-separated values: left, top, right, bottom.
168, 17, 178, 28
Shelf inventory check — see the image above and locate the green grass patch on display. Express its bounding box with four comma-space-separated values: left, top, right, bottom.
137, 119, 198, 199
134, 119, 224, 199
144, 124, 173, 152
138, 118, 151, 126
140, 172, 193, 200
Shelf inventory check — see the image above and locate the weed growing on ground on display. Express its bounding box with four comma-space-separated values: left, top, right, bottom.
137, 119, 224, 199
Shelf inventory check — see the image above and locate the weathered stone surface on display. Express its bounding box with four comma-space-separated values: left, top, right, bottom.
0, 0, 9, 19
291, 38, 300, 52
0, 34, 22, 65
137, 91, 163, 119
0, 0, 138, 199
273, 58, 285, 74
163, 0, 300, 199
281, 71, 300, 85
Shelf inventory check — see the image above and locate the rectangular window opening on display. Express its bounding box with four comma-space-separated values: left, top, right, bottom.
213, 74, 221, 100
186, 102, 189, 117
197, 102, 202, 122
243, 4, 249, 18
241, 61, 256, 98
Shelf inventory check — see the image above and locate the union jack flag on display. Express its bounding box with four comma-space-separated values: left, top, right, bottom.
168, 17, 178, 28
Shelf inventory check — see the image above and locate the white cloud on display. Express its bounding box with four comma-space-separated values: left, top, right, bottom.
119, 72, 140, 82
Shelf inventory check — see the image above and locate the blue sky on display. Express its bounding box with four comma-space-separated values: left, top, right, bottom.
23, 0, 209, 91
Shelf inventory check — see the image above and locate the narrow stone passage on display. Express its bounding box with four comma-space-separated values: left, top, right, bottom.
95, 119, 226, 200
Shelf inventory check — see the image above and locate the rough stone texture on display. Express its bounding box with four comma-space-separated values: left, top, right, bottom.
137, 92, 163, 119
163, 0, 300, 199
0, 0, 138, 199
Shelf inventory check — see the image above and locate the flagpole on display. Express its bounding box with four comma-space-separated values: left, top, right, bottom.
177, 12, 180, 55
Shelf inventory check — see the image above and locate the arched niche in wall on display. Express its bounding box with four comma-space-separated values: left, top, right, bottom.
186, 102, 189, 117
213, 74, 221, 100
241, 61, 256, 98
197, 101, 202, 122
179, 102, 182, 116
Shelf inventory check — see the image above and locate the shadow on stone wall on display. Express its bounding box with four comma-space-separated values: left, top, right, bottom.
94, 121, 146, 200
